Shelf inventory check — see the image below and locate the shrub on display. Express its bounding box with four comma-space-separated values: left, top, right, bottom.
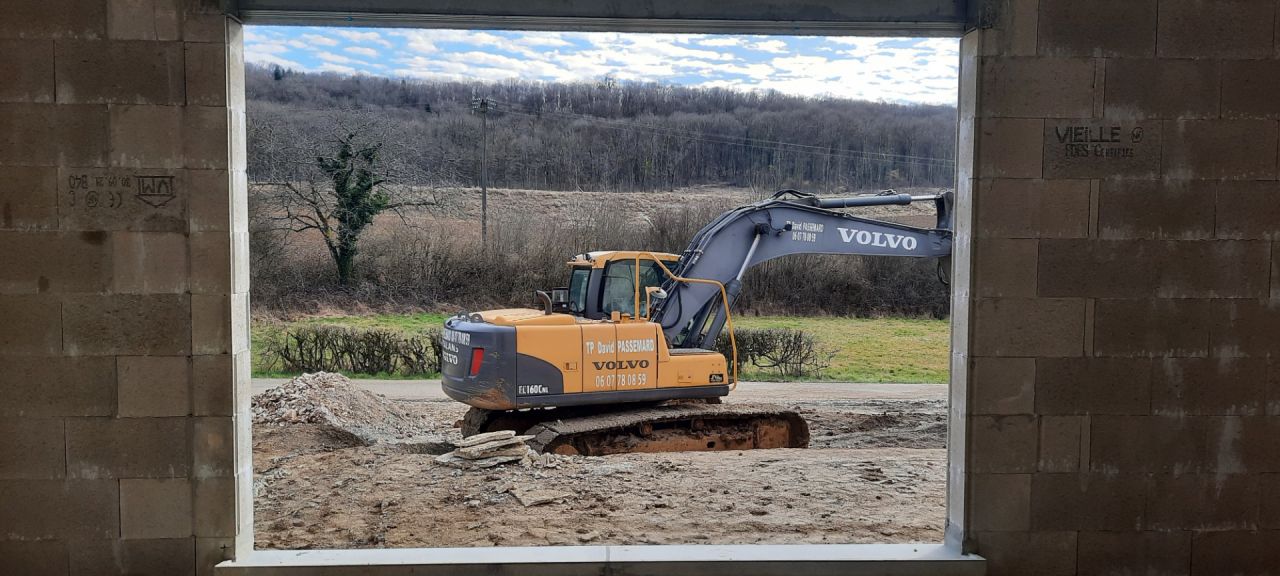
260, 325, 443, 377
715, 327, 834, 379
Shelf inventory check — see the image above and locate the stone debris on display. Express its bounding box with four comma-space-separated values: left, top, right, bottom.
453, 435, 533, 459
434, 433, 536, 469
455, 430, 516, 447
252, 372, 448, 449
512, 488, 573, 507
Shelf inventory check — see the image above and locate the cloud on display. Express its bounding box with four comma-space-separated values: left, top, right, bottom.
318, 62, 358, 74
317, 51, 360, 65
699, 38, 742, 47
752, 40, 789, 53
300, 33, 340, 47
333, 30, 392, 47
346, 46, 379, 58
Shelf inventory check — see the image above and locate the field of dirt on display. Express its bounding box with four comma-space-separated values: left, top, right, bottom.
253, 377, 948, 549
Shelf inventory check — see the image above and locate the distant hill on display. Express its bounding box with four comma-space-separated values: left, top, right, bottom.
246, 65, 957, 193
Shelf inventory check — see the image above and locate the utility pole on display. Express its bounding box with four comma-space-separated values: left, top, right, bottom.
471, 97, 496, 249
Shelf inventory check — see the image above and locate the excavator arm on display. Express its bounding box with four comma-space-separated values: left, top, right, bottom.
650, 190, 953, 349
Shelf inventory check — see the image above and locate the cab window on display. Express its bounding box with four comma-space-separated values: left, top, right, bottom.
600, 260, 665, 318
567, 267, 590, 314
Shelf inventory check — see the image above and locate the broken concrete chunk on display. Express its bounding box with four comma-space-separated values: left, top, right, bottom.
453, 435, 534, 460
512, 489, 573, 507
455, 430, 516, 447
434, 452, 525, 469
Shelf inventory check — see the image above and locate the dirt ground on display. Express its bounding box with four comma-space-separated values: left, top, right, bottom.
253, 382, 948, 549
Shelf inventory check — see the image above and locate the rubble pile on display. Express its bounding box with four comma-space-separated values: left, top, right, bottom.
435, 430, 536, 469
252, 372, 441, 446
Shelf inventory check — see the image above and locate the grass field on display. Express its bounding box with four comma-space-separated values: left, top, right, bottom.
251, 313, 949, 383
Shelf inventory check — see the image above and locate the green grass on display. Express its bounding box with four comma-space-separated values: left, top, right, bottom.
251, 313, 949, 384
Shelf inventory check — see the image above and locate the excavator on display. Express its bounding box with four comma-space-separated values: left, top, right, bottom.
441, 189, 953, 455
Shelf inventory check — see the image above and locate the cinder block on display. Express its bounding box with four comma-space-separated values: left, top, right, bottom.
109, 104, 183, 169
0, 166, 58, 229
0, 103, 56, 165
1212, 299, 1280, 358
1152, 358, 1265, 416
191, 293, 231, 355
0, 39, 54, 103
1093, 298, 1212, 357
193, 416, 233, 478
0, 0, 107, 39
1158, 0, 1275, 59
196, 537, 234, 576
55, 40, 185, 105
1216, 181, 1280, 239
982, 0, 1037, 56
189, 231, 230, 294
1240, 417, 1280, 472
1105, 58, 1219, 118
974, 178, 1090, 239
971, 357, 1035, 415
978, 118, 1043, 179
973, 298, 1084, 357
968, 473, 1030, 531
109, 0, 181, 40
1036, 357, 1151, 415
1163, 119, 1279, 180
0, 356, 116, 416
57, 167, 187, 233
0, 541, 68, 576
1037, 240, 1158, 298
194, 477, 234, 537
0, 418, 64, 478
1262, 473, 1280, 528
1090, 415, 1245, 474
974, 530, 1077, 576
55, 104, 112, 167
118, 356, 190, 417
974, 238, 1037, 297
1222, 60, 1280, 119
0, 479, 118, 539
1077, 531, 1191, 576
187, 169, 229, 232
112, 231, 189, 293
970, 415, 1038, 473
1190, 531, 1280, 576
184, 106, 229, 169
182, 8, 226, 43
69, 537, 196, 576
1044, 120, 1162, 179
980, 57, 1094, 118
1146, 473, 1259, 530
185, 42, 226, 106
66, 416, 190, 478
1098, 179, 1214, 240
0, 231, 112, 293
121, 478, 192, 538
0, 294, 62, 355
1038, 416, 1080, 472
192, 354, 232, 416
1038, 0, 1155, 57
1156, 241, 1270, 298
1030, 472, 1145, 530
63, 294, 191, 356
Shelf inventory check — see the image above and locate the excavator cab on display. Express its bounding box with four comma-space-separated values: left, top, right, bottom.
557, 251, 679, 320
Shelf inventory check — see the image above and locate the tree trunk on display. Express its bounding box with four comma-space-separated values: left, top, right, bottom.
335, 245, 356, 285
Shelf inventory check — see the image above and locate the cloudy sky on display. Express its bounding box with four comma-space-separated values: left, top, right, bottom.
245, 27, 959, 105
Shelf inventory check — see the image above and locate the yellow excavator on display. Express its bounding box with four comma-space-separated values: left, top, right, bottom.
441, 190, 953, 455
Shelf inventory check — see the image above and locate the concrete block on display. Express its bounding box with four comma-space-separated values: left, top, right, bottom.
1105, 58, 1219, 119
58, 167, 187, 232
1090, 415, 1245, 474
978, 118, 1043, 179
973, 297, 1084, 357
968, 473, 1030, 531
0, 39, 54, 103
1262, 473, 1280, 528
121, 478, 192, 538
55, 40, 185, 105
55, 104, 112, 167
0, 479, 118, 539
187, 169, 229, 232
971, 357, 1035, 415
0, 103, 109, 167
1240, 417, 1280, 472
1037, 239, 1158, 298
1036, 358, 1151, 415
194, 477, 234, 537
1077, 531, 1190, 576
185, 42, 226, 106
1212, 299, 1280, 358
196, 537, 234, 576
974, 178, 1090, 239
982, 0, 1037, 57
118, 356, 190, 417
1216, 181, 1280, 239
193, 416, 233, 478
112, 231, 189, 293
0, 0, 107, 39
189, 231, 230, 293
109, 0, 181, 40
1158, 241, 1270, 298
1093, 298, 1211, 357
1152, 358, 1265, 416
974, 530, 1076, 576
192, 354, 232, 416
0, 541, 68, 576
974, 238, 1037, 297
1191, 531, 1280, 576
182, 8, 226, 43
1038, 0, 1155, 57
183, 106, 228, 169
0, 166, 58, 230
0, 418, 65, 478
1158, 0, 1275, 58
1163, 119, 1279, 180
1030, 472, 1145, 531
69, 537, 195, 576
1146, 474, 1259, 530
110, 104, 183, 169
66, 416, 190, 478
0, 356, 116, 417
980, 57, 1094, 118
0, 294, 62, 355
63, 294, 190, 356
1038, 415, 1080, 472
1097, 179, 1214, 240
191, 293, 232, 355
1044, 120, 1162, 179
0, 231, 112, 293
970, 415, 1037, 473
1223, 60, 1280, 119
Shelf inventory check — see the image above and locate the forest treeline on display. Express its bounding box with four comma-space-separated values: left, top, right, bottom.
246, 65, 957, 192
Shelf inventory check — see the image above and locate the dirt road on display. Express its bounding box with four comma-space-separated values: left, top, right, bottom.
253, 380, 947, 549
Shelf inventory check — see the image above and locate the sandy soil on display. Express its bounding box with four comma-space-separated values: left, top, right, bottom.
253, 383, 947, 549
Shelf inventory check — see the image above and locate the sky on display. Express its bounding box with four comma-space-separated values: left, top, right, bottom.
244, 27, 959, 105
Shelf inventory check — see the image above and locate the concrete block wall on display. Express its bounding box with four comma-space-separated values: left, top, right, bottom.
961, 0, 1280, 573
0, 1, 250, 574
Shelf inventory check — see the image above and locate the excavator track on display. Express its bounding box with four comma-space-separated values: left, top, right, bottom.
463, 403, 808, 456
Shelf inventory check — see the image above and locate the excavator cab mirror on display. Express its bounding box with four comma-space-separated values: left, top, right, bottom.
645, 287, 668, 300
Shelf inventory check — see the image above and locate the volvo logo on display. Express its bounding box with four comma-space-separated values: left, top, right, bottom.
837, 227, 917, 251
592, 360, 650, 370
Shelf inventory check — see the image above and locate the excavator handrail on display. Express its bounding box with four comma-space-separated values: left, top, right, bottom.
633, 252, 738, 390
